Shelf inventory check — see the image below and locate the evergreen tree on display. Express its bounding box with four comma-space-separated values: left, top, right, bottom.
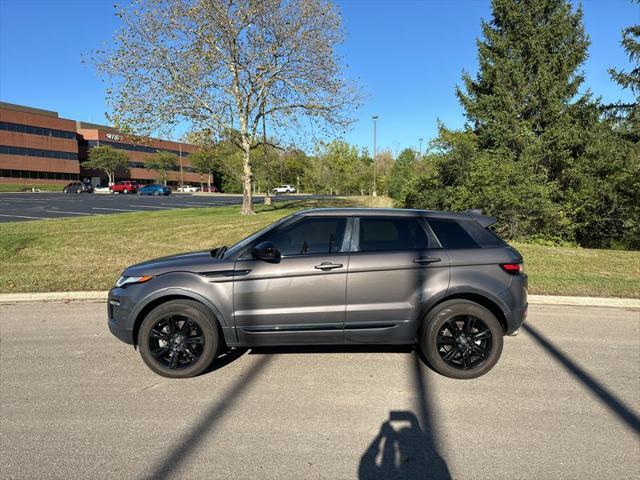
457, 0, 590, 182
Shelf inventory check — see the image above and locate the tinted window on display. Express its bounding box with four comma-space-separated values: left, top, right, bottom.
358, 217, 431, 252
428, 219, 479, 249
264, 217, 347, 256
458, 219, 505, 247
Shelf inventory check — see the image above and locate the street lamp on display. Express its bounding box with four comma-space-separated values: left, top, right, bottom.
372, 115, 379, 197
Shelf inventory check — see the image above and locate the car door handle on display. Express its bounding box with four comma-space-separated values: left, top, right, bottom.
314, 262, 343, 271
413, 257, 441, 264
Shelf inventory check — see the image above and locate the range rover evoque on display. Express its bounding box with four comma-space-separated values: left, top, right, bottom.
108, 208, 527, 379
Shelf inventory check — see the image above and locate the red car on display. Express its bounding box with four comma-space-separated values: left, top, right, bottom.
200, 185, 220, 192
109, 181, 139, 194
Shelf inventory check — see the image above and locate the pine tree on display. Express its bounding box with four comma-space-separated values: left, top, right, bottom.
607, 4, 639, 141
457, 0, 590, 181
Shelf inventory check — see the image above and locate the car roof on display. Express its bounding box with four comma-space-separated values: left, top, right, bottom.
296, 207, 496, 227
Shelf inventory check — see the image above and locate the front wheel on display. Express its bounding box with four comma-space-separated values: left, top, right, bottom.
123, 189, 128, 194
419, 299, 503, 379
138, 300, 220, 378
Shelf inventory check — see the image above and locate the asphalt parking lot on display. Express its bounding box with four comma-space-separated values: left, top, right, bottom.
0, 192, 320, 222
1, 303, 638, 479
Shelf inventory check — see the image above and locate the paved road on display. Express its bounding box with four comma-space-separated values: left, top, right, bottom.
1, 303, 639, 479
0, 192, 321, 222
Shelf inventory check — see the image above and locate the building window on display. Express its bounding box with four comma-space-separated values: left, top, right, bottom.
0, 168, 79, 181
0, 121, 76, 139
0, 145, 78, 160
87, 140, 190, 157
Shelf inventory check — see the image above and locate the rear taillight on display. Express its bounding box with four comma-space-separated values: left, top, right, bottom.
500, 263, 523, 275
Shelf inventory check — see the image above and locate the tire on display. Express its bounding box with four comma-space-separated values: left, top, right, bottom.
154, 191, 160, 196
138, 299, 220, 378
76, 188, 81, 194
123, 189, 128, 194
63, 188, 68, 194
419, 299, 503, 379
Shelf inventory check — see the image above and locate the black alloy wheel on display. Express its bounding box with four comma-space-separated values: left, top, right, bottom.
148, 315, 205, 369
138, 299, 220, 378
420, 299, 503, 379
436, 315, 492, 370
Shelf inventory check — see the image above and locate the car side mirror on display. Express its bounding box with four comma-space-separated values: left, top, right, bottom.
251, 241, 281, 263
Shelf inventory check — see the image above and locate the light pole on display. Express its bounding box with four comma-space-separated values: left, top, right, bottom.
418, 138, 423, 159
372, 115, 379, 197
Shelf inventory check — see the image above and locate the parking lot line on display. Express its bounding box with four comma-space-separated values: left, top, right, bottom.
48, 211, 95, 216
130, 205, 174, 209
92, 207, 139, 212
0, 214, 50, 220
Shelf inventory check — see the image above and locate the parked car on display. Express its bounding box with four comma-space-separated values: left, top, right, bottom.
63, 181, 94, 194
138, 184, 171, 196
108, 208, 527, 379
200, 185, 220, 193
177, 185, 200, 193
110, 181, 139, 194
273, 184, 296, 194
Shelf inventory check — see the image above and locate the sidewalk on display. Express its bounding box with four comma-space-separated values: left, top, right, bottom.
0, 291, 638, 308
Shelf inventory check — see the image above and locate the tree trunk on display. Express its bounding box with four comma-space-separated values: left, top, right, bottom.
208, 172, 212, 191
107, 171, 113, 186
241, 143, 254, 215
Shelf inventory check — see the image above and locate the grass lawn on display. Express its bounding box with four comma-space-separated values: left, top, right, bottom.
0, 197, 638, 297
0, 183, 62, 192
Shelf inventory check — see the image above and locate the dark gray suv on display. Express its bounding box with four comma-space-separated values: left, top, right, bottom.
108, 208, 527, 379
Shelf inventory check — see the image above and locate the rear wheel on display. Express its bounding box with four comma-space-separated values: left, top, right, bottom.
138, 300, 220, 378
123, 188, 128, 194
76, 188, 81, 194
419, 299, 503, 379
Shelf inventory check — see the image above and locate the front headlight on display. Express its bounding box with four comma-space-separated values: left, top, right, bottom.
115, 275, 154, 288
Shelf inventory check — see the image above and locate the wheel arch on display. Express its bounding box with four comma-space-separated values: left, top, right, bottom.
131, 292, 227, 347
419, 290, 509, 334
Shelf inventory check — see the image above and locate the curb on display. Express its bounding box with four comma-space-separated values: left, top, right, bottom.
0, 291, 638, 308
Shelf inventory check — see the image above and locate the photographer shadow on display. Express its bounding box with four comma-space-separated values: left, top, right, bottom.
359, 410, 450, 480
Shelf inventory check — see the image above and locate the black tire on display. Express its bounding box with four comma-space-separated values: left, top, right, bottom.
123, 189, 128, 194
154, 191, 160, 196
419, 299, 503, 379
138, 299, 220, 378
63, 188, 68, 194
76, 188, 81, 194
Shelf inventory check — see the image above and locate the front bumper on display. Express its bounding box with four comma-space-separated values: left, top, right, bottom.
107, 288, 137, 344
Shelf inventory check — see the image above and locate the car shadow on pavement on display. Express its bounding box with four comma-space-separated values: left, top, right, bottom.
523, 323, 640, 435
358, 352, 451, 480
142, 354, 273, 480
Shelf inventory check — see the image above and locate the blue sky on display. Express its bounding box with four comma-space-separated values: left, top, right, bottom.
0, 0, 637, 154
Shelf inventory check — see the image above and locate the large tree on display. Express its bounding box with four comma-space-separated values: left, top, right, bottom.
82, 145, 129, 186
457, 0, 590, 182
93, 0, 359, 214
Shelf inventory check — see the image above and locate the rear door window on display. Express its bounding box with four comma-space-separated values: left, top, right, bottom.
357, 217, 431, 252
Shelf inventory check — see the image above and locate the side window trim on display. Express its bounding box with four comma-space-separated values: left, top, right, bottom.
421, 218, 443, 249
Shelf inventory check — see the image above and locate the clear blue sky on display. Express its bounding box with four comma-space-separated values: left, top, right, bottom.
0, 0, 637, 154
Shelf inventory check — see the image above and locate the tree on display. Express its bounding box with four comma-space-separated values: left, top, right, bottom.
607, 4, 639, 140
457, 0, 590, 182
189, 149, 220, 190
82, 145, 129, 186
93, 0, 359, 215
146, 152, 177, 185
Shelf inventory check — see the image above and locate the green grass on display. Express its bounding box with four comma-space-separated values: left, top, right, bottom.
0, 183, 63, 192
0, 198, 638, 297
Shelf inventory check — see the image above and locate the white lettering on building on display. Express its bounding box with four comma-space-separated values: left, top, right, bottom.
106, 133, 122, 141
